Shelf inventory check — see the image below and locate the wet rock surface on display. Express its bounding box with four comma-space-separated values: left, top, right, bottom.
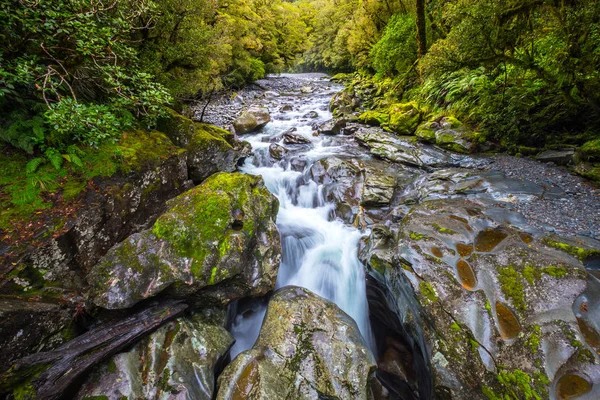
88, 172, 280, 309
216, 286, 376, 400
77, 309, 233, 400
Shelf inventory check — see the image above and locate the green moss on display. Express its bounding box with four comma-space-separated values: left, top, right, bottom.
419, 281, 438, 303
497, 266, 526, 311
543, 237, 600, 262
107, 359, 117, 374
541, 266, 568, 278
522, 265, 540, 285
526, 325, 541, 353
358, 110, 389, 126
580, 138, 600, 160
431, 223, 457, 235
384, 102, 421, 134
409, 231, 426, 240
450, 321, 461, 332
62, 179, 87, 200
485, 300, 492, 316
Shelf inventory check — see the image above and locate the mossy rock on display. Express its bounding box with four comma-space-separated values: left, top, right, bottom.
89, 172, 281, 309
384, 102, 422, 135
157, 108, 248, 183
232, 106, 271, 134
415, 115, 480, 153
395, 198, 597, 399
357, 110, 389, 127
579, 138, 600, 162
573, 161, 600, 183
216, 286, 376, 400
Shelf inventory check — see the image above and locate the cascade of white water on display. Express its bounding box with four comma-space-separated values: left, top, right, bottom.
229, 75, 373, 358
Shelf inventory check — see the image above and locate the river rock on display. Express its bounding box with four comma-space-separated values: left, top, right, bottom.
269, 143, 288, 160
382, 197, 600, 399
317, 118, 347, 135
77, 309, 233, 400
309, 156, 412, 224
354, 126, 455, 168
283, 132, 311, 145
88, 172, 281, 309
415, 115, 480, 154
330, 87, 360, 117
216, 286, 376, 400
158, 108, 250, 182
536, 149, 575, 165
233, 106, 271, 134
303, 110, 319, 118
279, 104, 293, 112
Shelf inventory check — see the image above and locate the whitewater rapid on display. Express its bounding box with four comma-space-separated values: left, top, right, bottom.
229, 75, 373, 358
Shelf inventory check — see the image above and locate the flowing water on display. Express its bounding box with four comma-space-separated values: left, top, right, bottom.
229, 74, 374, 358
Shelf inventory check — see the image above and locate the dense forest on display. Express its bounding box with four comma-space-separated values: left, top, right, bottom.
2, 0, 600, 155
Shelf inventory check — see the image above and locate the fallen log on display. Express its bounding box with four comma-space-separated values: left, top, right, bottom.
0, 299, 188, 400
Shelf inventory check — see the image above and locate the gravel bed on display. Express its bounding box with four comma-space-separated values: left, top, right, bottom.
486, 154, 600, 239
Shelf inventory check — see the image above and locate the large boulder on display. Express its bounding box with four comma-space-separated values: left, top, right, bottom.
358, 102, 422, 135
88, 172, 281, 309
216, 286, 376, 399
354, 126, 456, 169
415, 115, 482, 154
158, 108, 250, 183
77, 309, 233, 400
233, 106, 271, 134
376, 198, 600, 399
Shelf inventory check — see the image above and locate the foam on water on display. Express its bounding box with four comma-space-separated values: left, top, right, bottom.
229, 75, 374, 359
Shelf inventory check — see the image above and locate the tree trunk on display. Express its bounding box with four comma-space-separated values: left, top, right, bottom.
416, 0, 427, 58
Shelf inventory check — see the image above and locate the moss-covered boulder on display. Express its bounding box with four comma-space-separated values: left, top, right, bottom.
415, 115, 482, 153
233, 105, 271, 134
88, 172, 281, 309
216, 286, 376, 400
76, 309, 233, 400
379, 198, 600, 399
158, 108, 250, 183
358, 102, 422, 136
579, 139, 600, 162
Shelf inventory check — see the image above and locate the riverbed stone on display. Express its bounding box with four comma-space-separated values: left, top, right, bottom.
354, 126, 454, 168
536, 149, 575, 165
386, 198, 600, 399
76, 309, 233, 400
215, 286, 376, 400
268, 143, 288, 160
233, 105, 271, 134
317, 118, 346, 135
88, 172, 281, 309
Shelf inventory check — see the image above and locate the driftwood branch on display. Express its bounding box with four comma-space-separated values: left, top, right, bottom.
0, 300, 188, 400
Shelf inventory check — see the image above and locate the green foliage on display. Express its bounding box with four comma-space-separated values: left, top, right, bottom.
300, 0, 600, 147
370, 14, 417, 76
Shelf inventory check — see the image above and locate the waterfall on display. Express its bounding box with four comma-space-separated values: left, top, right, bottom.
229, 75, 374, 358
